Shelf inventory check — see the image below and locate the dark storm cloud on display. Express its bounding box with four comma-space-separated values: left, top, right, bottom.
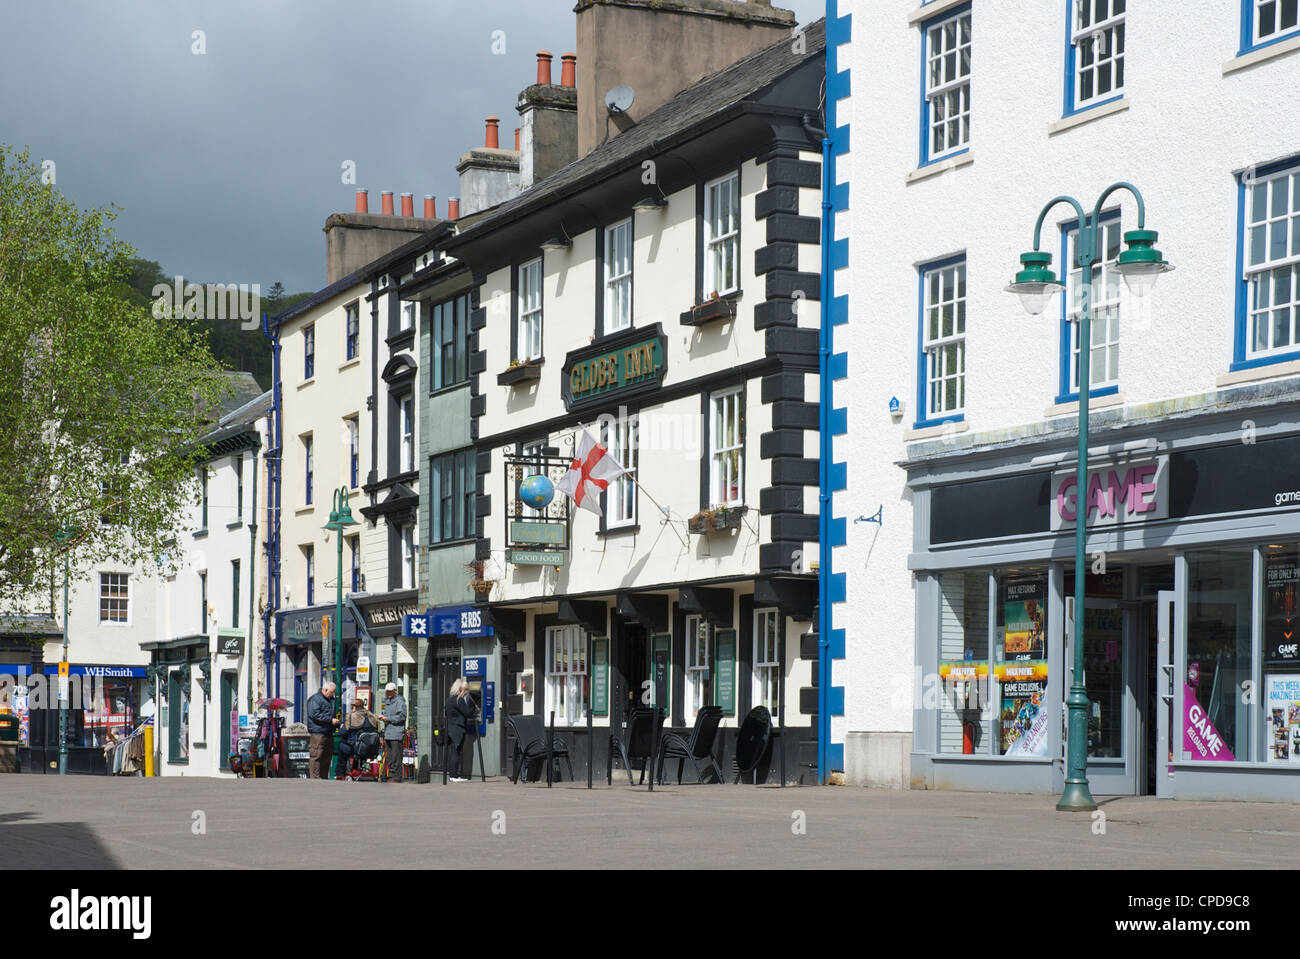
0, 0, 825, 294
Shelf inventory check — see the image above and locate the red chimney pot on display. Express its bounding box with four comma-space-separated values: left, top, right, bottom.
355, 189, 369, 214
485, 117, 500, 150
560, 53, 577, 88
424, 195, 436, 218
536, 51, 553, 86
381, 191, 394, 215
400, 192, 414, 217
515, 128, 521, 151
447, 197, 461, 221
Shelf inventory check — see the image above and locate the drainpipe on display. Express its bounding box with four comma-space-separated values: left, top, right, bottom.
817, 131, 834, 785
261, 310, 283, 702
247, 432, 260, 713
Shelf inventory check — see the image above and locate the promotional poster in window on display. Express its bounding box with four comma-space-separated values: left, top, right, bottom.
998, 580, 1048, 756
1265, 559, 1300, 764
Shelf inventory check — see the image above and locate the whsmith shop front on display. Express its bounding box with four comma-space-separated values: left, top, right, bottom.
905, 396, 1300, 801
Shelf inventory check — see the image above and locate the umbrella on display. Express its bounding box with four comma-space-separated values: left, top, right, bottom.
257, 697, 293, 710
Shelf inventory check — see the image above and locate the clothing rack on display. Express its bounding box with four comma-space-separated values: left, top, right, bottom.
104, 718, 151, 776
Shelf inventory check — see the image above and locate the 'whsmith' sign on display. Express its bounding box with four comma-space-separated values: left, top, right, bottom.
561, 323, 668, 412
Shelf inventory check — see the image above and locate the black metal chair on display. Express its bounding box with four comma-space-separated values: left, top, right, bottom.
733, 705, 773, 784
506, 714, 573, 783
608, 707, 665, 789
657, 705, 725, 785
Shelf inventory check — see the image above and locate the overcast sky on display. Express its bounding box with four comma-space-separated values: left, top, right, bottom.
1, 0, 824, 294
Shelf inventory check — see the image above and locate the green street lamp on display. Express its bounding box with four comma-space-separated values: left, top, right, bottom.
54, 526, 78, 776
1005, 182, 1172, 812
322, 488, 358, 775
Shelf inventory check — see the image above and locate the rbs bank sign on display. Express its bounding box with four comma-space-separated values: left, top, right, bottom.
1050, 457, 1169, 531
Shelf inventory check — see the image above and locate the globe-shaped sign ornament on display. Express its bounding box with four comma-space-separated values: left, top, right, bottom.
520, 474, 555, 510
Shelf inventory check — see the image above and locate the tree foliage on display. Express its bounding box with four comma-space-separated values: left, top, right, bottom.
0, 145, 231, 614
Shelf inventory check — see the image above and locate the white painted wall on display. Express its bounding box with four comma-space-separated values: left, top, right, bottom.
835, 0, 1300, 783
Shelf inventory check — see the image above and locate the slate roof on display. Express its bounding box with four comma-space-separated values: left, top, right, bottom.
448, 16, 827, 242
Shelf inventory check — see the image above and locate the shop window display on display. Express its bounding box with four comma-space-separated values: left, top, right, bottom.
1263, 545, 1300, 766
938, 570, 990, 754
1185, 550, 1253, 762
995, 572, 1050, 757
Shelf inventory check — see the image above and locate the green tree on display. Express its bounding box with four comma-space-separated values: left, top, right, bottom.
0, 145, 231, 614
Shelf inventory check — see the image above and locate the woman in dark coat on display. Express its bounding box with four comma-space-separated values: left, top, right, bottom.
443, 678, 477, 782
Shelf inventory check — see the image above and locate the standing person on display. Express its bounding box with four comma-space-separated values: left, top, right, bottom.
380, 682, 406, 783
443, 678, 477, 782
305, 681, 340, 779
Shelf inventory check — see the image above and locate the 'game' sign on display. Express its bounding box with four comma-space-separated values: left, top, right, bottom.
1050, 457, 1169, 530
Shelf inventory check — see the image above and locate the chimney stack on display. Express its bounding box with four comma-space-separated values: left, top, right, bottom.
574, 0, 795, 156
400, 192, 414, 217
485, 117, 500, 150
355, 189, 369, 214
517, 51, 579, 190
381, 190, 394, 215
424, 195, 437, 218
447, 197, 461, 221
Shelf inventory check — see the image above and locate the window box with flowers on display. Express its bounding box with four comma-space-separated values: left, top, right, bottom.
497, 358, 544, 386
687, 505, 748, 534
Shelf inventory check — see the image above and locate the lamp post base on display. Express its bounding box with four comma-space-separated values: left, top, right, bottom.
1056, 780, 1098, 812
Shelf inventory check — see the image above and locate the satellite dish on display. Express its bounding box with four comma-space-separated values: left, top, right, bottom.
605, 85, 635, 114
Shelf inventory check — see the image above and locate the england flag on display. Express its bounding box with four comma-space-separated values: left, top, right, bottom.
555, 428, 627, 516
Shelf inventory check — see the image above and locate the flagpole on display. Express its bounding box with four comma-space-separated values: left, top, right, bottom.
630, 476, 689, 550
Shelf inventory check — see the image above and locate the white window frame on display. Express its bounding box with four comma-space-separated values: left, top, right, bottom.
99, 572, 130, 625
1065, 215, 1122, 393
1072, 0, 1125, 110
703, 173, 740, 298
1254, 0, 1300, 45
401, 524, 416, 591
400, 300, 416, 332
924, 9, 971, 161
519, 257, 544, 361
1245, 165, 1300, 360
753, 607, 781, 717
400, 395, 415, 473
604, 219, 633, 334
603, 415, 637, 529
345, 302, 360, 360
545, 625, 588, 726
709, 387, 744, 507
304, 324, 315, 380
921, 260, 966, 419
303, 434, 314, 505
347, 417, 359, 489
685, 614, 712, 724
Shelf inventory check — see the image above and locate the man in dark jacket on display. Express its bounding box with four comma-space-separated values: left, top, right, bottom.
305, 682, 339, 779
443, 677, 477, 782
379, 682, 406, 783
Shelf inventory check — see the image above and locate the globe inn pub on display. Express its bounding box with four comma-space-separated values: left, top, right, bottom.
406, 21, 830, 783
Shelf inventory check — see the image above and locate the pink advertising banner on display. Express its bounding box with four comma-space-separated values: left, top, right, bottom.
1182, 684, 1235, 761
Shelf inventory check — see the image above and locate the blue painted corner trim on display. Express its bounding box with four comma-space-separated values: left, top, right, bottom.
821, 0, 852, 782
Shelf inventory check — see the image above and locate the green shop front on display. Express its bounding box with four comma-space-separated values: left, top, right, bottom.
907, 395, 1300, 801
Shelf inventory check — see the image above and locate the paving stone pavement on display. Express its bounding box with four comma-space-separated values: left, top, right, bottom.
3, 775, 1297, 869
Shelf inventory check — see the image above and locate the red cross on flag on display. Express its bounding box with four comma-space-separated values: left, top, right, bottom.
555, 428, 627, 516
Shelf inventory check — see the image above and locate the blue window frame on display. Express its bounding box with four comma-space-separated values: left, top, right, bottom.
347, 418, 359, 489
304, 435, 314, 505
1056, 209, 1123, 403
345, 303, 360, 361
1240, 0, 1300, 54
1233, 156, 1300, 371
304, 546, 315, 606
304, 323, 315, 379
349, 536, 360, 592
1063, 0, 1125, 118
914, 254, 967, 429
918, 3, 971, 167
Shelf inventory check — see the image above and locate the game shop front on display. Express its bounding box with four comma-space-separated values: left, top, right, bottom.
905, 401, 1300, 802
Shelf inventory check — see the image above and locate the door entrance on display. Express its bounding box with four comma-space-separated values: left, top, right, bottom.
1063, 564, 1174, 795
219, 670, 238, 770
621, 623, 647, 719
